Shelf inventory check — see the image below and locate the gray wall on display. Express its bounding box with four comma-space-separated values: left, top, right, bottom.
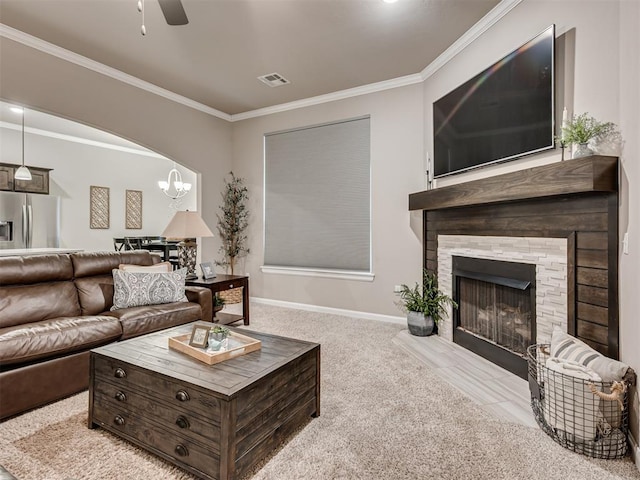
0, 37, 232, 260
1, 0, 638, 455
421, 0, 640, 452
0, 124, 197, 251
232, 84, 424, 317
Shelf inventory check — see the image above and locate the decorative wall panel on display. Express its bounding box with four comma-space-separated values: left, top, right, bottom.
89, 185, 110, 229
126, 190, 143, 229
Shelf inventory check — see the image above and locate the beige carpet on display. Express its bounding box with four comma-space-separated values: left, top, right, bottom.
1, 303, 639, 480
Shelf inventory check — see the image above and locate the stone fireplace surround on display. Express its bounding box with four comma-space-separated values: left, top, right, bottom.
409, 156, 620, 359
437, 235, 568, 346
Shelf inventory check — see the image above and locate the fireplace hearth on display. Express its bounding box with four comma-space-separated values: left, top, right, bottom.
453, 256, 536, 379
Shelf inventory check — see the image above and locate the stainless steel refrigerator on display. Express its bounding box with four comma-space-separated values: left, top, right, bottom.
0, 191, 60, 249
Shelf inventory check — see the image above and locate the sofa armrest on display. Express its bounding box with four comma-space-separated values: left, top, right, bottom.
185, 286, 213, 322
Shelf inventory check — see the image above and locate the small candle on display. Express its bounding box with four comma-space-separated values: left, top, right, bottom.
561, 107, 568, 140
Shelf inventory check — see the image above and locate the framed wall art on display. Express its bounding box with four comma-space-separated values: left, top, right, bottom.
89, 185, 110, 229
125, 189, 143, 229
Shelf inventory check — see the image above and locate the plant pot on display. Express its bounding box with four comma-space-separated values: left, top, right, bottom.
573, 143, 594, 158
407, 311, 435, 336
207, 330, 229, 351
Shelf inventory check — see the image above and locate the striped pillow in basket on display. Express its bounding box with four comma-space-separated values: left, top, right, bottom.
550, 327, 629, 383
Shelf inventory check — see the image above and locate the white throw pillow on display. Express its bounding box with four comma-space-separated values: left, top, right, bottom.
111, 268, 187, 310
550, 327, 629, 383
119, 262, 173, 273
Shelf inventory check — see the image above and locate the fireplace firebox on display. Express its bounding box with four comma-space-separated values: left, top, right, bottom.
452, 256, 536, 379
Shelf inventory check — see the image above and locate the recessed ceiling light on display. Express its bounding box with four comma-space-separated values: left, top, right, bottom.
10, 106, 24, 114
383, 0, 399, 3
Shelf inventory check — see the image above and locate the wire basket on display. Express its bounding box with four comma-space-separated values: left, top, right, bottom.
527, 344, 630, 459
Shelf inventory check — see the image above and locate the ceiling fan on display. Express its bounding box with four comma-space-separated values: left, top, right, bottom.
138, 0, 188, 35
158, 0, 189, 26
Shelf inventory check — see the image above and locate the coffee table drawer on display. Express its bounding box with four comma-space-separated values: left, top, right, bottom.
92, 399, 220, 479
93, 354, 220, 418
94, 380, 221, 448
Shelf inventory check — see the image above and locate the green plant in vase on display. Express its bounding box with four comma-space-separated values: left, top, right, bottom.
561, 113, 617, 158
396, 269, 457, 337
208, 325, 230, 351
213, 294, 225, 319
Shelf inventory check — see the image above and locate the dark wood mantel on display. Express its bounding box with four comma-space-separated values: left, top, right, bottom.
409, 156, 618, 211
412, 155, 620, 359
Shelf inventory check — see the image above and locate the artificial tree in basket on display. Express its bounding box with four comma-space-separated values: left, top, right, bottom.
215, 172, 250, 276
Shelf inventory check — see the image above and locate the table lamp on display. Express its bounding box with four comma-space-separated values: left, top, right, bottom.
161, 210, 214, 279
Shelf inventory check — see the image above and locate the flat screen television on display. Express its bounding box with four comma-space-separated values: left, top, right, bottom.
433, 25, 555, 178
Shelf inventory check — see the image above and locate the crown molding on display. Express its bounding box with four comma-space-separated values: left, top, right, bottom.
0, 23, 231, 122
1, 0, 522, 123
420, 0, 524, 80
230, 73, 424, 122
0, 120, 165, 158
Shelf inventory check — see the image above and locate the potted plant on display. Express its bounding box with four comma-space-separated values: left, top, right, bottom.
215, 172, 250, 276
213, 294, 225, 319
396, 269, 457, 336
561, 113, 617, 158
208, 325, 230, 351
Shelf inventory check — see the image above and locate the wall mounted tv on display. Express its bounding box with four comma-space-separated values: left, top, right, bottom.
433, 25, 555, 178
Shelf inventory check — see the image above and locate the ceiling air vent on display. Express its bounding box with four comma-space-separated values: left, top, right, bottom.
257, 73, 290, 87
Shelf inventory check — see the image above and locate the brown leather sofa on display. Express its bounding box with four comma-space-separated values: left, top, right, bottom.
0, 250, 212, 420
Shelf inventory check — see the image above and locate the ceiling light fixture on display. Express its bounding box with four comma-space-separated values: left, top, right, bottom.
383, 0, 399, 3
14, 107, 32, 181
158, 163, 192, 199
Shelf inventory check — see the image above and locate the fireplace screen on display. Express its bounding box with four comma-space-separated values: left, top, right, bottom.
458, 277, 533, 356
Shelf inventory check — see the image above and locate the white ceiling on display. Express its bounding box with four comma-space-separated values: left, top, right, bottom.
0, 0, 501, 116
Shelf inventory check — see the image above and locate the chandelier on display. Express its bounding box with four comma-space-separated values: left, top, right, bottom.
158, 163, 192, 199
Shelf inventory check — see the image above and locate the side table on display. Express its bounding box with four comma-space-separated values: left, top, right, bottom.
185, 274, 249, 325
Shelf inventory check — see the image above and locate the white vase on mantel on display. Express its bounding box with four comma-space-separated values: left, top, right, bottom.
573, 143, 594, 158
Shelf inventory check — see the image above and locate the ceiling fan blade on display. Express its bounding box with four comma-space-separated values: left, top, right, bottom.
158, 0, 189, 26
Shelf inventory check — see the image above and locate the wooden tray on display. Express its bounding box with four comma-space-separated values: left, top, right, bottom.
168, 330, 261, 365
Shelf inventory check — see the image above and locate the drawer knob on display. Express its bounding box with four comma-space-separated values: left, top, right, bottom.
176, 416, 190, 429
115, 391, 127, 402
229, 284, 233, 288
175, 390, 190, 402
114, 368, 127, 379
114, 415, 125, 426
175, 444, 189, 457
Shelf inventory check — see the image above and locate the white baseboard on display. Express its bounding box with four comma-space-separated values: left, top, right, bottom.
250, 296, 406, 326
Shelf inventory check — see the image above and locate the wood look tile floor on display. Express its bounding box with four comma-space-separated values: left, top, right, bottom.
393, 330, 538, 428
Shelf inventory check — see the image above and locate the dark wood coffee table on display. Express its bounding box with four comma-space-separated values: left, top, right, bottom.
88, 323, 320, 480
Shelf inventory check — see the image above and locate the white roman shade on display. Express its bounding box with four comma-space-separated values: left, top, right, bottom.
264, 116, 371, 273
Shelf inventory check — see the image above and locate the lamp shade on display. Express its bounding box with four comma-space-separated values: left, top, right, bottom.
161, 210, 214, 239
14, 165, 32, 181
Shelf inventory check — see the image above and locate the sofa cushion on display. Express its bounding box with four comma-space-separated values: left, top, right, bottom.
0, 316, 122, 366
0, 281, 81, 329
119, 262, 172, 273
111, 269, 188, 310
71, 251, 158, 278
75, 274, 116, 316
104, 302, 202, 340
0, 254, 73, 286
